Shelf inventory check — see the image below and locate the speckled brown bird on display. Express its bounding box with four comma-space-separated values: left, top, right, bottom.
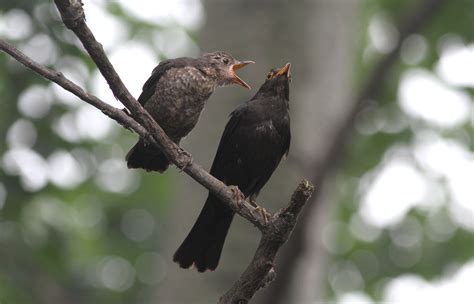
126, 51, 254, 172
173, 63, 292, 272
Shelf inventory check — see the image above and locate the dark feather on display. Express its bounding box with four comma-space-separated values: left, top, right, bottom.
174, 90, 291, 272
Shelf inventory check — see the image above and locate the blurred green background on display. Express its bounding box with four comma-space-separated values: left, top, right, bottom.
0, 0, 473, 303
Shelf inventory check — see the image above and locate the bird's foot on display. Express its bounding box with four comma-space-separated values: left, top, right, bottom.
177, 148, 193, 172
122, 108, 132, 117
249, 196, 258, 207
229, 186, 245, 204
253, 205, 270, 224
259, 267, 276, 290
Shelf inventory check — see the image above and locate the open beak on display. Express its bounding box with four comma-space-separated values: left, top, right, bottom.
230, 60, 254, 89
275, 62, 291, 80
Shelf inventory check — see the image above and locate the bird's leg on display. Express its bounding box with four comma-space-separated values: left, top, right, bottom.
176, 147, 193, 172
250, 194, 269, 224
249, 194, 258, 207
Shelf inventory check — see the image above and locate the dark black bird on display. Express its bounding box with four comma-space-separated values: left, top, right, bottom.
173, 63, 292, 272
126, 51, 253, 172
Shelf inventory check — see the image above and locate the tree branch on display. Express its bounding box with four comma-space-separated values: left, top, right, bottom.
1, 1, 315, 302
219, 180, 314, 304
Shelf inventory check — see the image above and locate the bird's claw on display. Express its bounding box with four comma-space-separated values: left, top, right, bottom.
249, 197, 258, 208
177, 148, 193, 172
229, 186, 245, 204
253, 205, 269, 224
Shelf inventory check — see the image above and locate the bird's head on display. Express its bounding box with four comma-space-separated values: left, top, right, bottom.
256, 63, 291, 101
202, 51, 254, 89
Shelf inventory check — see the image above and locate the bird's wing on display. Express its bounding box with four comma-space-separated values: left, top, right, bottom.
209, 104, 247, 177
137, 58, 191, 106
210, 100, 289, 196
275, 114, 291, 157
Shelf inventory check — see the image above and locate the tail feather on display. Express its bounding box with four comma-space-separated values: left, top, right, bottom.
126, 140, 170, 172
173, 194, 234, 272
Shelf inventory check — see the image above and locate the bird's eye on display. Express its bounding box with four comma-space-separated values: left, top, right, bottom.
222, 58, 230, 65
266, 72, 273, 79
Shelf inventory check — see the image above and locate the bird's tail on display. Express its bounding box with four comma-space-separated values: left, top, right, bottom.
126, 139, 170, 173
173, 194, 234, 272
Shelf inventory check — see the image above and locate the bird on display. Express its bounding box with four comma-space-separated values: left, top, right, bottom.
126, 51, 254, 172
173, 63, 292, 272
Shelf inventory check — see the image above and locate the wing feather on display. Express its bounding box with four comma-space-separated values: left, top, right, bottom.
137, 58, 194, 106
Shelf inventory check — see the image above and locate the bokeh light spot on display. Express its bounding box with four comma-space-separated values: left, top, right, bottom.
18, 85, 53, 119
401, 34, 428, 65
349, 213, 381, 242
47, 150, 87, 189
329, 262, 364, 295
399, 69, 471, 128
0, 9, 33, 40
21, 33, 58, 65
121, 209, 155, 242
2, 148, 48, 192
337, 292, 373, 304
135, 252, 167, 285
360, 154, 428, 227
53, 112, 81, 143
96, 158, 139, 194
388, 242, 422, 268
6, 119, 37, 149
437, 41, 474, 87
425, 209, 457, 242
368, 14, 399, 54
389, 216, 423, 249
99, 256, 135, 291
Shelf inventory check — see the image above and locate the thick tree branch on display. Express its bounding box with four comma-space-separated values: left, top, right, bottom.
219, 180, 314, 304
1, 1, 315, 302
